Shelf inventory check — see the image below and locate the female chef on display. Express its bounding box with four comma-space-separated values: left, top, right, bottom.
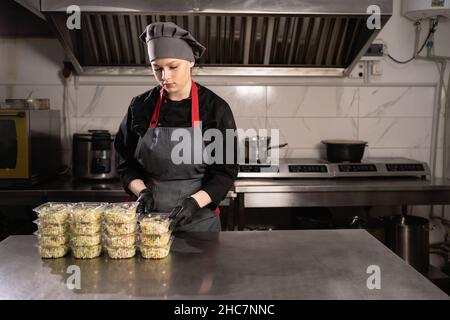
115, 22, 238, 232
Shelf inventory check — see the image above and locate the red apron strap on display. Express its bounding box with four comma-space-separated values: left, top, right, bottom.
191, 81, 200, 127
149, 82, 200, 128
149, 88, 164, 128
215, 207, 220, 216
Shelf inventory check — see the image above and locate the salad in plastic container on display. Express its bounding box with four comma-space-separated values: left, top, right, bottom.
71, 244, 102, 259
104, 222, 136, 236
104, 202, 139, 224
71, 233, 102, 246
139, 214, 172, 235
70, 202, 107, 223
140, 232, 171, 247
37, 233, 70, 247
104, 233, 136, 248
70, 220, 102, 235
140, 237, 173, 259
106, 246, 136, 259
33, 202, 73, 224
35, 220, 69, 236
39, 245, 69, 258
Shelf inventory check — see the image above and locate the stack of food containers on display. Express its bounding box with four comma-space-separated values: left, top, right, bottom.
139, 214, 173, 259
103, 203, 138, 259
69, 202, 106, 259
33, 203, 72, 258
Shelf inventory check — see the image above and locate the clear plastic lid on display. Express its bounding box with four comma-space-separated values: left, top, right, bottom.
70, 202, 107, 223
36, 233, 70, 246
104, 222, 137, 236
71, 244, 102, 259
39, 245, 70, 259
139, 231, 171, 247
103, 202, 139, 224
139, 213, 172, 235
33, 202, 73, 224
106, 246, 136, 259
139, 237, 173, 259
70, 233, 102, 246
104, 233, 136, 248
35, 221, 69, 236
69, 221, 102, 235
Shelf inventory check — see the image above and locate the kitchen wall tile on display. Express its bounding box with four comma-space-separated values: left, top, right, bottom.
267, 86, 359, 117
359, 118, 432, 148
359, 87, 435, 117
267, 118, 358, 149
76, 85, 151, 117
208, 86, 266, 117
75, 117, 123, 135
279, 148, 325, 159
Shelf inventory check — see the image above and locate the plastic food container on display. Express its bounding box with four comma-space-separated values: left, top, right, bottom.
104, 202, 139, 224
33, 202, 72, 224
39, 245, 69, 258
139, 214, 171, 234
38, 233, 70, 247
106, 246, 136, 259
71, 233, 102, 246
36, 221, 69, 236
70, 202, 107, 223
140, 232, 171, 247
72, 244, 102, 259
70, 220, 102, 235
140, 237, 173, 259
105, 233, 136, 248
105, 222, 136, 236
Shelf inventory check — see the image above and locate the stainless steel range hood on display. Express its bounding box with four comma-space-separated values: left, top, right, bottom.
18, 0, 392, 76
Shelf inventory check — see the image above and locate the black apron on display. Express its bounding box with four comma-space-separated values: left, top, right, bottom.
134, 81, 220, 232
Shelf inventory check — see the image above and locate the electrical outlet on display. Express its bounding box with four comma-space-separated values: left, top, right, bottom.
371, 61, 383, 76
348, 62, 365, 79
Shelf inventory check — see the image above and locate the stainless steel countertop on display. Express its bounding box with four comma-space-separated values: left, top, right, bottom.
0, 231, 447, 299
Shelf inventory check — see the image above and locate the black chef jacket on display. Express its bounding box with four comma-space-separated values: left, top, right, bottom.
114, 83, 238, 208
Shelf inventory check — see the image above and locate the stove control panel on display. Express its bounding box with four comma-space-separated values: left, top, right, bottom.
289, 165, 328, 173
239, 165, 279, 173
337, 164, 377, 172
386, 163, 425, 172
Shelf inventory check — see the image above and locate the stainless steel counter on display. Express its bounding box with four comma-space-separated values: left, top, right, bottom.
0, 230, 448, 299
235, 177, 450, 207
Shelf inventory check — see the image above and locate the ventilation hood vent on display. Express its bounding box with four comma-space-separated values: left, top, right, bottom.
18, 0, 392, 76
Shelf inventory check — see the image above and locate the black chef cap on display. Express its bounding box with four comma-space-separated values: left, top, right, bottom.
140, 22, 205, 62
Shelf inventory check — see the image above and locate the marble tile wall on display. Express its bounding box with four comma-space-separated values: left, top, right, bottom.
67, 84, 436, 164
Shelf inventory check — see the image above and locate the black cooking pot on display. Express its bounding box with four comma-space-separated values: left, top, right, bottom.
321, 139, 368, 163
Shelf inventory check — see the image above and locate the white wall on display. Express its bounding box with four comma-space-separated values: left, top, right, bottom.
1, 1, 449, 219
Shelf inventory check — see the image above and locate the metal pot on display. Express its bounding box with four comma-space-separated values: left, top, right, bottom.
243, 136, 288, 164
384, 215, 429, 273
321, 139, 368, 163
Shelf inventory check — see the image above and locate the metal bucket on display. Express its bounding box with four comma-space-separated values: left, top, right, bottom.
384, 215, 429, 273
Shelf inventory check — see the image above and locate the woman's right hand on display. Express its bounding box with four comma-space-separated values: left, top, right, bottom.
137, 188, 155, 215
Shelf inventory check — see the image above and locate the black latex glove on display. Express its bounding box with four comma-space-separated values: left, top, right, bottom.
136, 187, 154, 215
169, 197, 200, 227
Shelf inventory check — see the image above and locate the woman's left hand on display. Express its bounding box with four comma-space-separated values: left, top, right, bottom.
169, 197, 200, 227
